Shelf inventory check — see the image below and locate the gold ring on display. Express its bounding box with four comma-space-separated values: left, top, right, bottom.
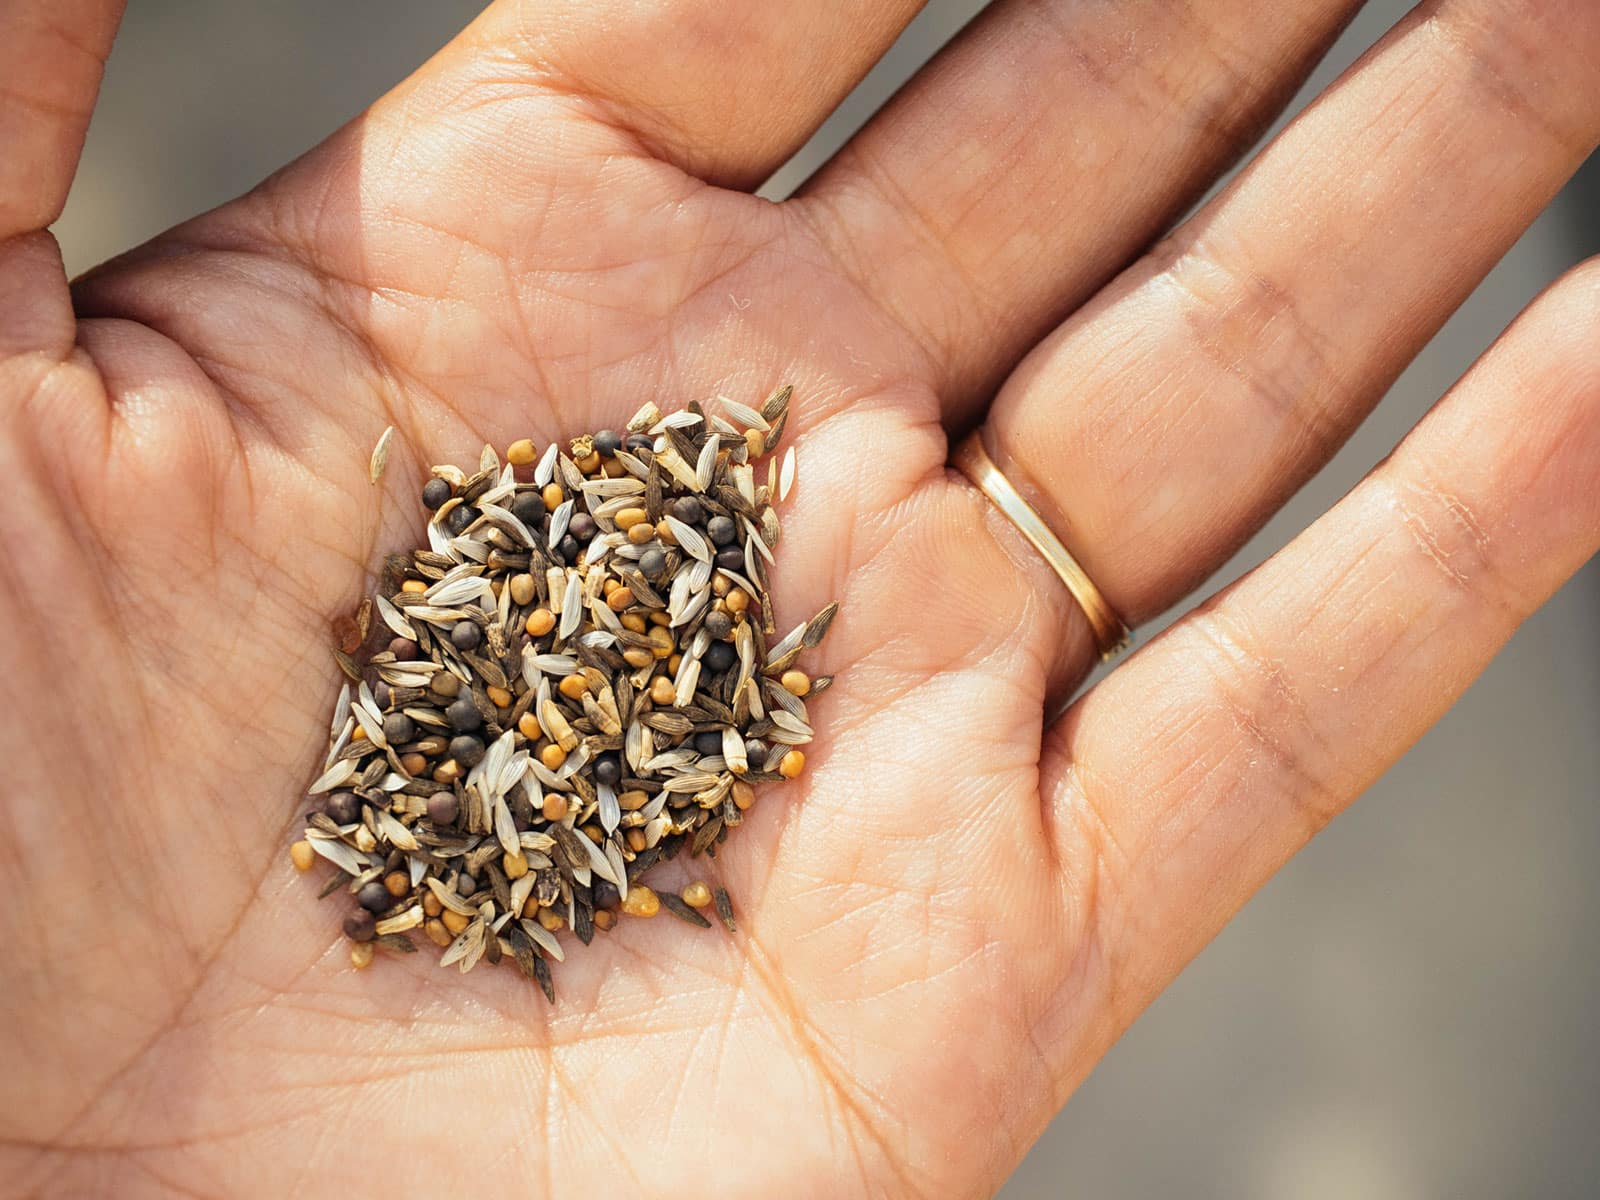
954, 430, 1130, 661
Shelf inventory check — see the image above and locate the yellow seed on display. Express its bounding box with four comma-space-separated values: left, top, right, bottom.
779, 750, 805, 779
541, 483, 565, 509
525, 608, 556, 636
401, 579, 428, 595
523, 894, 541, 918
593, 909, 617, 931
648, 610, 673, 627
617, 789, 648, 811
289, 840, 315, 872
627, 523, 655, 545
384, 870, 410, 898
623, 647, 654, 669
682, 881, 713, 909
536, 907, 565, 932
506, 438, 537, 466
608, 587, 635, 612
625, 828, 647, 852
424, 918, 452, 947
647, 626, 674, 657
667, 653, 683, 674
621, 885, 660, 918
540, 743, 566, 770
745, 428, 765, 458
518, 712, 542, 741
581, 824, 604, 844
601, 458, 626, 478
422, 891, 443, 917
615, 507, 648, 529
441, 909, 470, 936
487, 685, 513, 709
432, 759, 462, 784
541, 792, 569, 822
621, 612, 648, 633
780, 670, 810, 697
732, 780, 756, 811
649, 676, 676, 705
656, 519, 677, 545
576, 451, 601, 474
350, 941, 375, 970
509, 573, 536, 605
502, 851, 529, 880
559, 674, 588, 700
725, 588, 749, 613
352, 726, 368, 742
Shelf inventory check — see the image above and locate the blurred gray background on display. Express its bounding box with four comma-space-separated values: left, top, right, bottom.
55, 3, 1599, 1196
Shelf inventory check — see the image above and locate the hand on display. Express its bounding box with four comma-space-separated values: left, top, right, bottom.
4, 0, 1597, 1194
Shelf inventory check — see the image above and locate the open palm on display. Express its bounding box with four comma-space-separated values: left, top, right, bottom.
5, 1, 1598, 1195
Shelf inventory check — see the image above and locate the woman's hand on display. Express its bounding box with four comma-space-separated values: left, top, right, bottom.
3, 0, 1597, 1194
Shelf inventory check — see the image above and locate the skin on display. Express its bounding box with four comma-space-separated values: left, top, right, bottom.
2, 0, 1598, 1195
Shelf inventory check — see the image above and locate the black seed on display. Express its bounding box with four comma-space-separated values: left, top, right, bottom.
373, 681, 393, 709
426, 791, 459, 825
456, 873, 477, 898
704, 642, 737, 673
558, 535, 580, 563
591, 878, 621, 910
744, 738, 766, 764
704, 610, 732, 639
512, 492, 546, 525
693, 731, 723, 756
421, 478, 452, 510
450, 621, 482, 651
343, 911, 377, 942
715, 547, 744, 570
568, 512, 596, 542
593, 429, 622, 457
626, 433, 652, 452
594, 753, 621, 786
447, 698, 483, 732
357, 882, 391, 913
670, 496, 702, 525
448, 735, 486, 767
325, 791, 361, 825
383, 713, 416, 744
706, 515, 737, 546
446, 504, 475, 535
639, 547, 667, 577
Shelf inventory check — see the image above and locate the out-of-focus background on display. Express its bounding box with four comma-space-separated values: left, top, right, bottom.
55, 2, 1598, 1195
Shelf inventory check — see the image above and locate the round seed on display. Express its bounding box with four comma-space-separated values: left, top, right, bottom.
595, 754, 621, 787
693, 731, 723, 757
704, 610, 733, 639
593, 909, 617, 931
615, 507, 648, 530
670, 496, 702, 525
509, 573, 536, 605
357, 882, 391, 913
511, 492, 546, 525
326, 791, 361, 826
424, 918, 452, 947
486, 685, 513, 709
608, 587, 635, 612
455, 873, 477, 897
621, 885, 660, 918
778, 750, 806, 779
343, 910, 376, 942
704, 642, 737, 673
732, 780, 756, 810
592, 878, 621, 910
593, 429, 621, 457
780, 670, 811, 697
441, 908, 470, 936
714, 546, 744, 570
383, 870, 410, 898
449, 735, 486, 767
383, 712, 416, 744
431, 672, 461, 698
350, 941, 376, 970
725, 588, 750, 614
706, 515, 737, 546
289, 840, 315, 872
682, 881, 713, 909
389, 636, 418, 660
426, 791, 460, 825
576, 451, 601, 474
558, 674, 588, 700
450, 621, 482, 652
568, 512, 596, 542
446, 504, 475, 535
649, 676, 676, 705
541, 792, 569, 822
373, 681, 393, 709
517, 712, 542, 740
506, 438, 537, 466
526, 608, 556, 636
447, 698, 483, 732
421, 478, 452, 510
540, 743, 567, 770
639, 547, 667, 577
541, 482, 565, 509
557, 535, 580, 563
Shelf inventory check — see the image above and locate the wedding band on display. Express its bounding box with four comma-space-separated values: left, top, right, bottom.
953, 430, 1130, 661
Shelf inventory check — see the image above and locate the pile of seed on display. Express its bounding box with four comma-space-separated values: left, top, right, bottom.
289, 388, 836, 999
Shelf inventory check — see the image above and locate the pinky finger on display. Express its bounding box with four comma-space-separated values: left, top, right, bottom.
1039, 259, 1600, 1085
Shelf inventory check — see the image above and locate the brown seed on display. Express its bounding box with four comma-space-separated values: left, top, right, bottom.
536, 908, 565, 932
400, 579, 428, 595
540, 744, 566, 770
655, 518, 677, 545
622, 647, 654, 669
400, 752, 427, 777
779, 750, 805, 779
648, 610, 673, 627
507, 438, 537, 466
615, 507, 648, 530
441, 909, 470, 936
289, 840, 315, 872
593, 909, 617, 932
383, 871, 410, 898
649, 676, 676, 705
625, 828, 647, 852
647, 626, 674, 657
432, 759, 462, 784
744, 428, 765, 458
576, 451, 601, 474
518, 712, 542, 741
503, 851, 529, 880
617, 789, 649, 811
333, 614, 362, 655
509, 573, 536, 605
422, 891, 443, 917
731, 780, 756, 810
416, 734, 448, 756
626, 523, 654, 546
424, 918, 452, 947
350, 941, 376, 970
607, 587, 634, 612
667, 652, 683, 673
525, 608, 556, 636
581, 824, 604, 845
558, 674, 588, 700
487, 685, 513, 709
682, 881, 713, 909
780, 670, 810, 697
621, 885, 660, 918
711, 574, 731, 598
541, 792, 569, 822
541, 482, 564, 509
430, 673, 460, 699
620, 612, 648, 633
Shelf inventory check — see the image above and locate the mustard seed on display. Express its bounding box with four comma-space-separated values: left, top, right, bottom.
289, 840, 315, 872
